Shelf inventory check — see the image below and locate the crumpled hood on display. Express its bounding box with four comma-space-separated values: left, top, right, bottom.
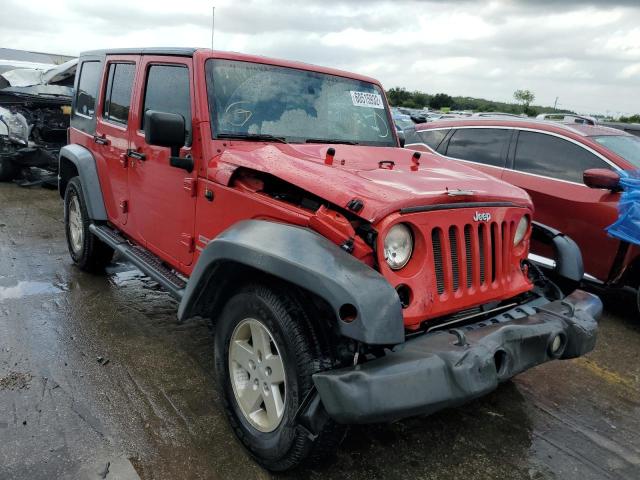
214, 143, 533, 222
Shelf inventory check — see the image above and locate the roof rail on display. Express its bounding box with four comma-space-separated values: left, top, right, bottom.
535, 113, 597, 125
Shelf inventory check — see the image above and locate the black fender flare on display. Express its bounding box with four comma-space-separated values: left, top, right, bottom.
58, 144, 107, 221
531, 221, 584, 285
178, 220, 405, 345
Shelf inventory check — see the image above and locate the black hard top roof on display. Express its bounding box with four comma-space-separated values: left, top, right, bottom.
80, 47, 197, 57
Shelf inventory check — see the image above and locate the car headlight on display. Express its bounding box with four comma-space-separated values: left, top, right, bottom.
513, 216, 530, 246
0, 109, 29, 146
384, 223, 413, 270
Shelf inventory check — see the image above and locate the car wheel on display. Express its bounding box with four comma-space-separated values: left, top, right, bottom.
214, 284, 346, 471
0, 157, 18, 181
64, 176, 114, 272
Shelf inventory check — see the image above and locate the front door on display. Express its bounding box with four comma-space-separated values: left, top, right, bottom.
502, 130, 621, 281
127, 57, 197, 268
94, 58, 138, 227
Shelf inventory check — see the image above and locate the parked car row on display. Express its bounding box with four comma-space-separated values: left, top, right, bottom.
405, 116, 640, 311
57, 47, 601, 472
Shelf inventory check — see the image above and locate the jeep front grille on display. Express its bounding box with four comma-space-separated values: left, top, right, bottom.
431, 221, 513, 297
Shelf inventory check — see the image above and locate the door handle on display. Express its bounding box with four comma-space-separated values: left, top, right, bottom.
93, 134, 109, 145
127, 149, 146, 161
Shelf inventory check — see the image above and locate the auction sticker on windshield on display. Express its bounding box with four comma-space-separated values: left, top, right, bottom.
350, 91, 384, 109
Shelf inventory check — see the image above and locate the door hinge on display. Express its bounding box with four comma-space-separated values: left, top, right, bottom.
180, 233, 194, 253
183, 178, 197, 197
119, 200, 128, 213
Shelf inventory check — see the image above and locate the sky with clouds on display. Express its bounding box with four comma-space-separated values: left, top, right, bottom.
1, 0, 639, 115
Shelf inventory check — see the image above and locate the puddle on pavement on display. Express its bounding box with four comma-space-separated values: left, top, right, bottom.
107, 262, 165, 293
0, 281, 65, 301
109, 268, 145, 287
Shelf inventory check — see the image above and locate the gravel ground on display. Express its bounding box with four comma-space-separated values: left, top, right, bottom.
1, 183, 639, 480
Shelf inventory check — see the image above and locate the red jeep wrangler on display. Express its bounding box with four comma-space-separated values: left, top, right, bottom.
59, 48, 601, 471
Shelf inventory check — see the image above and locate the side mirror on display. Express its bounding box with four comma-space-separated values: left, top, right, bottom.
144, 110, 193, 172
583, 168, 620, 191
397, 129, 406, 148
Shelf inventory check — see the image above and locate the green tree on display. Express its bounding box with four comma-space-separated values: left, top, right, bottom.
386, 87, 412, 107
513, 89, 535, 114
430, 93, 454, 110
619, 114, 640, 123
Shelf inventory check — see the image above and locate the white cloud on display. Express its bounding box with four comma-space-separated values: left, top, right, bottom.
0, 0, 639, 114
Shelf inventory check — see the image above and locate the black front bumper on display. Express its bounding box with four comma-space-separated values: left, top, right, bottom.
313, 290, 601, 424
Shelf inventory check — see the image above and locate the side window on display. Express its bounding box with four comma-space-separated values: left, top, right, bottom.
418, 129, 448, 150
142, 65, 191, 144
103, 63, 136, 125
514, 131, 609, 183
445, 128, 511, 167
72, 60, 102, 134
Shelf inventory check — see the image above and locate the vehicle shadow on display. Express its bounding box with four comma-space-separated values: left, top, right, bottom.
286, 382, 537, 480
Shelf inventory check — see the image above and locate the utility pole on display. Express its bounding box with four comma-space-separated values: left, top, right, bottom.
553, 97, 559, 111
211, 6, 215, 50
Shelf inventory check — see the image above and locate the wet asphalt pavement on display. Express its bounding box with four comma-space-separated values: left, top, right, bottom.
1, 183, 640, 480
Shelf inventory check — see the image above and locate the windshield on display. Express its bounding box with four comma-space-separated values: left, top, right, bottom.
593, 135, 640, 168
206, 59, 396, 146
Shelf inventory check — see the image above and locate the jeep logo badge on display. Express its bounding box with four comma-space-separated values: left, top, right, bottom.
473, 211, 491, 222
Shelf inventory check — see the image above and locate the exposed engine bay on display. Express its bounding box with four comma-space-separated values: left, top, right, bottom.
0, 59, 76, 185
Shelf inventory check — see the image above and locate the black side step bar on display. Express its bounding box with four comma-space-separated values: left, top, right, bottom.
90, 224, 186, 299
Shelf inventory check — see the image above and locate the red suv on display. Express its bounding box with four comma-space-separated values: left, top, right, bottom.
407, 119, 640, 310
59, 49, 600, 471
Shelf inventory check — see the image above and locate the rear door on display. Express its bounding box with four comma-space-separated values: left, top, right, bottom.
93, 57, 138, 227
127, 57, 196, 268
438, 127, 512, 179
502, 130, 621, 281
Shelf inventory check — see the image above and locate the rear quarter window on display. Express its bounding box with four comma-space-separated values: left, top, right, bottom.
514, 131, 610, 183
445, 128, 511, 167
72, 60, 102, 134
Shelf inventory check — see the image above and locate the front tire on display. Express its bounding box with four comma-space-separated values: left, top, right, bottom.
214, 284, 345, 471
64, 176, 113, 272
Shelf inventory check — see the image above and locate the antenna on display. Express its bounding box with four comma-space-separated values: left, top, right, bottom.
211, 6, 215, 49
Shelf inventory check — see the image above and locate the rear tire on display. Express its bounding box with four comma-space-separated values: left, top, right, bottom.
0, 158, 18, 181
214, 284, 346, 471
64, 176, 113, 272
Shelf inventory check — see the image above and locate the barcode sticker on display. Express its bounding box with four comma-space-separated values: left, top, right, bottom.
350, 91, 384, 109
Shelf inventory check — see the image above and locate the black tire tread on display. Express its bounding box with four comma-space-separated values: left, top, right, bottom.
216, 284, 346, 471
64, 177, 113, 272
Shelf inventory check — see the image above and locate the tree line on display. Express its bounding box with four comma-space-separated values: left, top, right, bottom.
385, 87, 636, 119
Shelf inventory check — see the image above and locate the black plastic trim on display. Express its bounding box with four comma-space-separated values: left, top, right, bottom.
81, 48, 196, 57
313, 290, 601, 424
58, 144, 108, 221
400, 201, 523, 214
178, 220, 405, 345
531, 221, 584, 285
89, 224, 186, 299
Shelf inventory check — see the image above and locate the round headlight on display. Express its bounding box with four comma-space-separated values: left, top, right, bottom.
513, 216, 530, 246
384, 223, 413, 270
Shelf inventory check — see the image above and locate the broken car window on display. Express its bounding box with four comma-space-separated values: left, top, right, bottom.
206, 59, 395, 147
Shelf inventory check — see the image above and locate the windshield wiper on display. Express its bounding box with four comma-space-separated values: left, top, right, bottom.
217, 132, 287, 143
305, 138, 359, 145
